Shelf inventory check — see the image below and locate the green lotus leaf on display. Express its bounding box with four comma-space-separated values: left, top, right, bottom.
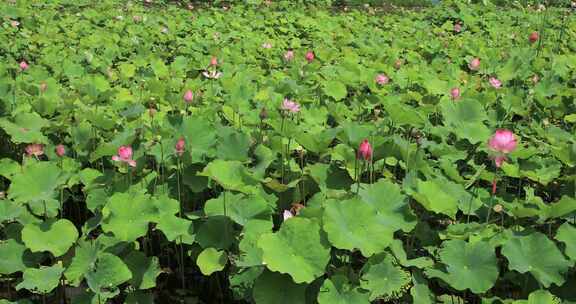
0, 112, 50, 144
238, 219, 273, 267
152, 195, 194, 244
200, 160, 259, 194
502, 232, 571, 288
9, 161, 63, 204
253, 271, 306, 304
216, 128, 251, 161
358, 179, 417, 232
410, 178, 459, 218
197, 248, 228, 276
555, 222, 576, 261
0, 239, 31, 274
85, 253, 132, 295
16, 264, 64, 294
101, 192, 155, 242
410, 271, 434, 304
513, 290, 561, 304
196, 216, 235, 250
180, 116, 217, 159
124, 251, 161, 290
425, 240, 498, 293
258, 217, 330, 283
318, 275, 370, 304
0, 158, 20, 179
360, 255, 411, 301
323, 197, 394, 257
229, 267, 264, 301
21, 219, 78, 257
204, 192, 271, 226
323, 80, 347, 101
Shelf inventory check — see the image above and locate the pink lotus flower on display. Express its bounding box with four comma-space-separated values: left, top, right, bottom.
19, 61, 29, 71
210, 56, 218, 66
55, 145, 66, 157
25, 143, 44, 157
357, 139, 373, 161
112, 146, 136, 167
375, 74, 389, 85
175, 137, 185, 157
454, 23, 462, 33
283, 210, 294, 221
284, 50, 294, 61
183, 90, 194, 103
281, 98, 300, 113
489, 77, 502, 89
488, 129, 517, 168
468, 58, 480, 71
450, 87, 461, 100
305, 51, 315, 63
262, 42, 272, 49
202, 70, 222, 79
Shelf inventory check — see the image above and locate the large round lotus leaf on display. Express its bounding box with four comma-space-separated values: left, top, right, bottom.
0, 239, 29, 274
101, 192, 156, 242
124, 251, 161, 290
196, 247, 228, 276
323, 80, 347, 101
0, 113, 50, 144
318, 276, 370, 304
21, 219, 78, 257
410, 178, 459, 218
258, 217, 330, 283
358, 180, 416, 232
237, 219, 273, 267
196, 216, 235, 250
425, 240, 498, 293
323, 198, 394, 257
513, 290, 561, 304
8, 161, 62, 204
204, 192, 271, 226
502, 232, 571, 288
229, 267, 264, 301
555, 222, 576, 261
86, 253, 132, 295
360, 256, 411, 301
199, 160, 259, 194
152, 195, 194, 244
253, 271, 306, 304
16, 263, 64, 294
64, 240, 99, 286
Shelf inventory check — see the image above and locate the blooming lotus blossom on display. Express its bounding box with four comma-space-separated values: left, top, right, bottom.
112, 145, 136, 167
305, 51, 315, 63
283, 210, 294, 221
55, 145, 66, 157
488, 129, 517, 167
175, 137, 185, 157
202, 70, 222, 79
468, 57, 480, 71
489, 77, 502, 89
375, 74, 389, 85
450, 87, 461, 100
25, 144, 44, 157
19, 61, 29, 71
357, 139, 373, 161
454, 22, 462, 33
262, 42, 272, 49
210, 56, 218, 66
284, 50, 294, 61
281, 98, 300, 113
529, 31, 539, 44
183, 90, 194, 103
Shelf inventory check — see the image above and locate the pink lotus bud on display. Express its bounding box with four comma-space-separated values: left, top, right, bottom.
305, 51, 315, 63
112, 145, 136, 167
55, 145, 66, 157
25, 143, 44, 157
468, 58, 480, 71
283, 210, 294, 221
357, 139, 373, 161
210, 56, 218, 66
454, 23, 462, 33
10, 20, 19, 28
450, 87, 461, 100
40, 82, 48, 93
529, 31, 539, 44
489, 77, 502, 89
19, 61, 29, 71
375, 74, 389, 85
394, 59, 403, 69
488, 129, 517, 155
175, 137, 185, 157
183, 90, 194, 103
284, 50, 294, 61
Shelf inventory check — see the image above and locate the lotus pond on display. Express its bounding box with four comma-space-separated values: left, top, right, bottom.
0, 0, 575, 303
